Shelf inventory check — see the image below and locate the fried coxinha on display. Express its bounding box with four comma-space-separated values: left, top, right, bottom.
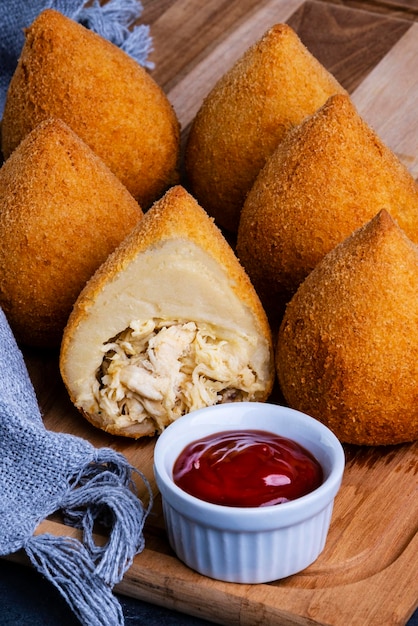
1, 8, 180, 208
277, 210, 418, 446
60, 186, 274, 438
237, 94, 418, 324
0, 118, 143, 348
185, 23, 346, 233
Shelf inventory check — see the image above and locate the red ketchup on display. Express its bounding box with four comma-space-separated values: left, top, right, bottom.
173, 429, 323, 507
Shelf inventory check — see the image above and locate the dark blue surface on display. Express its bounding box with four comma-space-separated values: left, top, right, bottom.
0, 559, 211, 625
0, 558, 417, 625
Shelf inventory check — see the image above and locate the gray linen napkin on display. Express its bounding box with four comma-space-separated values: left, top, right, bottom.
0, 306, 152, 626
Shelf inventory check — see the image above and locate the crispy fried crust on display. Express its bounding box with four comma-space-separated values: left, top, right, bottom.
60, 186, 275, 438
277, 210, 418, 446
237, 94, 418, 324
0, 118, 143, 347
185, 23, 346, 232
1, 9, 180, 208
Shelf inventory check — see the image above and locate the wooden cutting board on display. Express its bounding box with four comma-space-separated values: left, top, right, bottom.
14, 1, 418, 624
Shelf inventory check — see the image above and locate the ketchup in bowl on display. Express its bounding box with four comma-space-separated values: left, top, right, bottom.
173, 429, 323, 507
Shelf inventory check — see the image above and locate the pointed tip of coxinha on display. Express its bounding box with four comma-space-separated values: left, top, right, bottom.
60, 185, 274, 438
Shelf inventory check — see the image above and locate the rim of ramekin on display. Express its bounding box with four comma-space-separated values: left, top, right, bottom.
154, 402, 345, 531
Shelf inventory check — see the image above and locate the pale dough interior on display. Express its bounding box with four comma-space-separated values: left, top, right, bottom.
63, 239, 271, 435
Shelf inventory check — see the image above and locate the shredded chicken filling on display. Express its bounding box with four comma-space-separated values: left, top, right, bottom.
92, 319, 263, 431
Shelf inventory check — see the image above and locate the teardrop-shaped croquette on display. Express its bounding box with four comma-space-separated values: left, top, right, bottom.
185, 23, 346, 233
0, 118, 143, 348
1, 9, 180, 208
277, 210, 418, 446
60, 185, 274, 438
237, 94, 418, 323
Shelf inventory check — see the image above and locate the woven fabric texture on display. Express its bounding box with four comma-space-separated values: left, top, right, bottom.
0, 303, 152, 626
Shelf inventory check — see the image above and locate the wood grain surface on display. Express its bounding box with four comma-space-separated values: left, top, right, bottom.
14, 1, 418, 625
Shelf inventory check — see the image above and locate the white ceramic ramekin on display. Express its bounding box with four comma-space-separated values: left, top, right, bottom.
153, 402, 345, 584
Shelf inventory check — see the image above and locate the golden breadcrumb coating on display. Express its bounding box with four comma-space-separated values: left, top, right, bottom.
1, 9, 180, 208
60, 186, 274, 438
0, 118, 143, 347
277, 210, 418, 446
237, 94, 418, 324
185, 23, 346, 232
